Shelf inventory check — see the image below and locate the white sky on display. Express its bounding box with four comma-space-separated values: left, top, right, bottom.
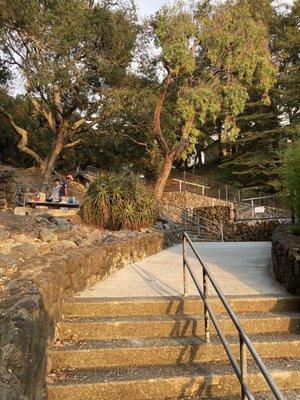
135, 0, 295, 17
135, 0, 170, 17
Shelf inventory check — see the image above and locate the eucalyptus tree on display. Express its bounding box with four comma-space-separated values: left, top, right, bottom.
146, 0, 276, 199
0, 0, 137, 182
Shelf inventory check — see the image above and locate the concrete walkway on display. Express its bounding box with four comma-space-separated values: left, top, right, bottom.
77, 242, 285, 298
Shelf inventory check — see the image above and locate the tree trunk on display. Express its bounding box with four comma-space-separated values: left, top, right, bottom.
43, 137, 64, 184
154, 154, 174, 200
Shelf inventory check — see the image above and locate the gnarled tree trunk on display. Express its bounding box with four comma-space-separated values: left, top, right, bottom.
154, 153, 174, 200
43, 136, 64, 184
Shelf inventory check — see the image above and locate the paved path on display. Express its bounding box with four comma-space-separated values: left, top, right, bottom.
77, 242, 285, 298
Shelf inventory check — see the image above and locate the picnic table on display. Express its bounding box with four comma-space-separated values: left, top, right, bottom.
26, 200, 80, 209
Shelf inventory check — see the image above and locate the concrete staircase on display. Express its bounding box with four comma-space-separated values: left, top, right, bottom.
182, 221, 221, 242
47, 295, 300, 400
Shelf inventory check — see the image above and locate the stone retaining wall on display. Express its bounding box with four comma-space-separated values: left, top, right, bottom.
224, 220, 281, 241
162, 191, 228, 209
0, 230, 181, 400
0, 169, 17, 211
272, 224, 300, 295
193, 204, 235, 225
161, 192, 229, 223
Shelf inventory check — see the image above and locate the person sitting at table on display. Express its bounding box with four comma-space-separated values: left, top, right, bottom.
59, 174, 74, 199
49, 179, 61, 202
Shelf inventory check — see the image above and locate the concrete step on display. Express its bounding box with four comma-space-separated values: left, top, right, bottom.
47, 359, 300, 400
51, 333, 300, 370
58, 311, 300, 341
63, 295, 300, 318
189, 390, 300, 400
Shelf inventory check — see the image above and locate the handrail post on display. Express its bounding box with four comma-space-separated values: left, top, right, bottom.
183, 234, 188, 296
240, 333, 247, 400
197, 215, 200, 236
220, 223, 224, 242
203, 270, 210, 342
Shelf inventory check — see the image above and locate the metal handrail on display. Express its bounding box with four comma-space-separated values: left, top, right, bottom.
163, 202, 222, 230
182, 232, 284, 400
242, 195, 276, 202
186, 215, 223, 240
184, 210, 224, 241
161, 202, 224, 240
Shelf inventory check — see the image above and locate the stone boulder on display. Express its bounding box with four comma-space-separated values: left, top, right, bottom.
156, 214, 178, 230
38, 230, 57, 243
11, 244, 39, 261
0, 229, 10, 242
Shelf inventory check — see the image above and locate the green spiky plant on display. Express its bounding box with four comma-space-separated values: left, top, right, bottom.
81, 173, 158, 230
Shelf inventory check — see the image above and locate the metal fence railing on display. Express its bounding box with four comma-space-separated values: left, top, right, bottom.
165, 172, 290, 217
182, 232, 285, 400
160, 202, 224, 241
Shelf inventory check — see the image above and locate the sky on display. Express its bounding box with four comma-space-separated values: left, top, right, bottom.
135, 0, 295, 17
135, 0, 169, 17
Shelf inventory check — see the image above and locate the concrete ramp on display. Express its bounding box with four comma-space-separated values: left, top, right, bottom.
77, 241, 284, 298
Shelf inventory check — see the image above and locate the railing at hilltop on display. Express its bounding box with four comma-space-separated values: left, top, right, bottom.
165, 171, 290, 216
166, 171, 255, 202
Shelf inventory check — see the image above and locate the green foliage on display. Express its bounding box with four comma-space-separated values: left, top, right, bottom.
280, 141, 300, 233
219, 1, 299, 192
0, 0, 138, 177
81, 173, 158, 230
146, 0, 276, 165
0, 89, 52, 166
155, 2, 197, 75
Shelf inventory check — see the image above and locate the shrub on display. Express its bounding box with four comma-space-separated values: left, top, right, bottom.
81, 173, 158, 230
280, 140, 300, 234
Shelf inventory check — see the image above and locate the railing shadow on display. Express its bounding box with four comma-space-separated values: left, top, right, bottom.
131, 264, 182, 296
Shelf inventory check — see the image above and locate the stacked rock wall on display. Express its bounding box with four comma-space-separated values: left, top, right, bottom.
272, 224, 300, 294
0, 229, 181, 400
225, 219, 281, 241
193, 204, 281, 241
161, 191, 229, 223
162, 191, 228, 209
193, 204, 235, 224
0, 170, 17, 211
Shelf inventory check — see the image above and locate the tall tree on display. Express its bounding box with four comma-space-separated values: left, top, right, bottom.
0, 0, 138, 181
144, 0, 276, 199
219, 0, 300, 192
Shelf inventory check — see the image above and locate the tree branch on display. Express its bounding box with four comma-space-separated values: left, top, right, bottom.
152, 71, 173, 157
172, 115, 195, 157
64, 139, 83, 149
0, 106, 43, 166
30, 97, 57, 133
122, 133, 152, 154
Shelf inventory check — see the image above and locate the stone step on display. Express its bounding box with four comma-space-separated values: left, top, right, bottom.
58, 311, 300, 341
189, 390, 300, 400
63, 295, 300, 318
47, 359, 300, 400
51, 333, 300, 370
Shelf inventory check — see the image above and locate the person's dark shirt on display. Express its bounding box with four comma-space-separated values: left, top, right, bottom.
59, 180, 69, 197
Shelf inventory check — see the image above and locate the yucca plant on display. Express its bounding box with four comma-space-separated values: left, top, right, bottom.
81, 172, 158, 230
